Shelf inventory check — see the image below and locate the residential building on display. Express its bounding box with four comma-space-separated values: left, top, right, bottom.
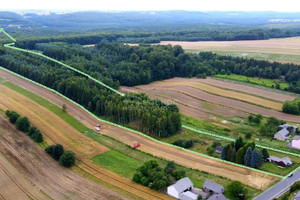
288, 136, 300, 150
203, 179, 225, 194
279, 124, 298, 134
179, 191, 198, 200
267, 156, 293, 168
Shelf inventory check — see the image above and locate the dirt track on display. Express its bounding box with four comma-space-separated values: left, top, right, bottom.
121, 78, 300, 123
0, 115, 125, 200
0, 69, 279, 190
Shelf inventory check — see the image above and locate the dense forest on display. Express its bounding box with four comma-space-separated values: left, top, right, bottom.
28, 41, 300, 93
5, 28, 300, 50
0, 46, 181, 137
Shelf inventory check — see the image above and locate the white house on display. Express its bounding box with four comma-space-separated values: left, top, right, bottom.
288, 136, 300, 150
167, 177, 194, 199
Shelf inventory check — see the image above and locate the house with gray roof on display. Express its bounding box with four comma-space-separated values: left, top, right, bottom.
203, 179, 225, 194
267, 156, 293, 168
167, 177, 194, 199
274, 128, 290, 141
279, 124, 298, 134
208, 194, 229, 200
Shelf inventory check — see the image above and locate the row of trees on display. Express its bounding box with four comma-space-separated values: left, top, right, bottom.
0, 48, 181, 137
221, 137, 269, 168
132, 160, 185, 190
45, 144, 76, 168
5, 110, 44, 143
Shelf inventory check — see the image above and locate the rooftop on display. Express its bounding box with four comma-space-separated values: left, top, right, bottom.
169, 177, 193, 194
203, 179, 224, 194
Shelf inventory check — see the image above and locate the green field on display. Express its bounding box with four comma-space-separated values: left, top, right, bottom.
187, 50, 300, 64
213, 74, 289, 90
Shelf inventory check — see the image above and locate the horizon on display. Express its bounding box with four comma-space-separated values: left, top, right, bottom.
1, 0, 300, 12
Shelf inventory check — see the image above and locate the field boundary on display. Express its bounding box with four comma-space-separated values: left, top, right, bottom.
0, 28, 296, 179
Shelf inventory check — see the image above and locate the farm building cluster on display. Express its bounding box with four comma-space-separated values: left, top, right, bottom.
167, 177, 228, 200
273, 124, 299, 150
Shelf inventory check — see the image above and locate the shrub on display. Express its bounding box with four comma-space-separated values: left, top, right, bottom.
172, 139, 194, 149
290, 181, 300, 193
226, 181, 248, 198
197, 195, 202, 200
282, 101, 299, 115
59, 151, 76, 168
6, 110, 20, 124
207, 147, 215, 156
45, 144, 64, 160
15, 117, 30, 132
245, 133, 252, 139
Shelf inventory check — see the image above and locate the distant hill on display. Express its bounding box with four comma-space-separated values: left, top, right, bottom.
1, 11, 300, 31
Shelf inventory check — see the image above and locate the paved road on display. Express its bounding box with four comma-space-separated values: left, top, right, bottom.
254, 168, 300, 200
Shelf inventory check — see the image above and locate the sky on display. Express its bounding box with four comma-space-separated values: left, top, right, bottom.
1, 0, 300, 12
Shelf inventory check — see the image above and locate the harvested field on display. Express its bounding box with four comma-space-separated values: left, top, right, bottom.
160, 37, 300, 64
0, 69, 279, 190
0, 115, 125, 200
0, 82, 171, 200
150, 79, 283, 110
120, 78, 300, 123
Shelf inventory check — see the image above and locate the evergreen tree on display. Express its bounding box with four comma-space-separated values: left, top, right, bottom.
244, 147, 252, 167
261, 148, 270, 160
235, 147, 245, 164
221, 145, 228, 160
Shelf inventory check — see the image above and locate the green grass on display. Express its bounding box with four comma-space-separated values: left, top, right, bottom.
213, 74, 289, 90
181, 115, 230, 136
260, 162, 299, 176
92, 150, 142, 178
0, 80, 260, 199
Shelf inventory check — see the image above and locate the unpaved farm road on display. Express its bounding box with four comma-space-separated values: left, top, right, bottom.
0, 115, 125, 200
0, 69, 279, 190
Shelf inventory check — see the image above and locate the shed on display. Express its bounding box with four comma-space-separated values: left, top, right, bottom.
215, 146, 223, 154
290, 136, 300, 150
203, 179, 225, 194
167, 177, 193, 199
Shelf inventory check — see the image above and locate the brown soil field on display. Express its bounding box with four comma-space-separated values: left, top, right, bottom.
0, 69, 279, 190
0, 82, 171, 200
0, 115, 125, 200
120, 78, 300, 123
149, 79, 283, 110
194, 77, 296, 102
160, 37, 300, 55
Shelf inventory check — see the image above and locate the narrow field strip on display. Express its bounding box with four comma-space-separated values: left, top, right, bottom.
0, 29, 296, 179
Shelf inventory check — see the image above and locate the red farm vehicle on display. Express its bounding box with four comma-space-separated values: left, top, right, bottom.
131, 143, 140, 149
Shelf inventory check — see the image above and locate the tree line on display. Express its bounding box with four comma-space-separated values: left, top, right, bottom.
0, 48, 181, 137
5, 110, 44, 143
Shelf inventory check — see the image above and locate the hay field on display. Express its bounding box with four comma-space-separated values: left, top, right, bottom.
160, 37, 300, 63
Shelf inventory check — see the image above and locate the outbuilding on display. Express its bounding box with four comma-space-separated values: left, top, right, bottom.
203, 179, 225, 194
167, 177, 194, 199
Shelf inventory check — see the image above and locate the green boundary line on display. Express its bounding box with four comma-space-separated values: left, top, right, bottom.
1, 29, 297, 179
